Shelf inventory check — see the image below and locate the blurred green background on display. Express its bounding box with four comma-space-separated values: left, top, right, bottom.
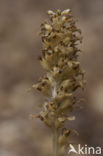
0, 0, 103, 156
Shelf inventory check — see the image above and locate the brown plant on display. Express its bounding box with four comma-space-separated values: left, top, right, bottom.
32, 9, 85, 156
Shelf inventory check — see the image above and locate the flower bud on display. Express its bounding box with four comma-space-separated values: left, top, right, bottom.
61, 9, 71, 15
48, 10, 55, 15
44, 24, 52, 31
61, 16, 66, 23
58, 129, 70, 145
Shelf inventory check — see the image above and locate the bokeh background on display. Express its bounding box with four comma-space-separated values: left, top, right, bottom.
0, 0, 103, 156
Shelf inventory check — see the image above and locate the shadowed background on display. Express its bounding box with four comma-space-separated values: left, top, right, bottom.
0, 0, 103, 156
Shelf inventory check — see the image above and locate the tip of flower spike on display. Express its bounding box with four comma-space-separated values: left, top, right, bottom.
61, 9, 71, 15
47, 10, 55, 15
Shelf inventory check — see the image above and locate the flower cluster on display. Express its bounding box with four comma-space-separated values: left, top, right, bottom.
32, 9, 85, 156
